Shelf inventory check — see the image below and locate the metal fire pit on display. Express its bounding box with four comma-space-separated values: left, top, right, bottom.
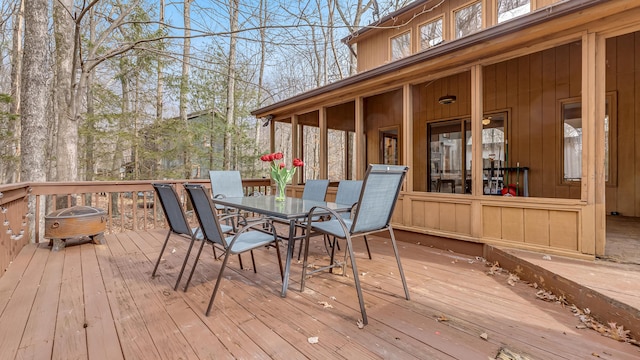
45, 206, 107, 251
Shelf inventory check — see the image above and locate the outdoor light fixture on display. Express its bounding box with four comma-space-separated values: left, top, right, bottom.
438, 95, 456, 105
482, 116, 492, 126
262, 114, 274, 127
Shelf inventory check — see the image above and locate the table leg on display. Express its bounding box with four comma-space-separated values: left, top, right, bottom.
280, 219, 297, 297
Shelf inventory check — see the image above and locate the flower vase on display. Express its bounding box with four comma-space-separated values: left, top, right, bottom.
275, 180, 287, 202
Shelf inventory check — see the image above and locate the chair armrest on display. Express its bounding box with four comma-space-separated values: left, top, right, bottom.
306, 206, 351, 236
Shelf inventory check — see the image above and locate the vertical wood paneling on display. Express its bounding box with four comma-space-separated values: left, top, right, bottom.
529, 51, 544, 197
549, 210, 578, 250
540, 49, 557, 198
412, 201, 425, 227
424, 201, 441, 229
524, 209, 550, 246
634, 32, 640, 216
502, 207, 524, 242
482, 206, 502, 239
440, 202, 456, 232
616, 34, 636, 216
455, 204, 471, 235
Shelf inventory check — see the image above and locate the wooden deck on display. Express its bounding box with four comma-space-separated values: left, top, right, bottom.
1, 229, 638, 359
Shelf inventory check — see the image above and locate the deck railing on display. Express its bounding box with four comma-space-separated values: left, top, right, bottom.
0, 178, 271, 278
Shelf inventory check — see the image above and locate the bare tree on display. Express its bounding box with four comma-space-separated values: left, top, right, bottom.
20, 0, 48, 183
223, 0, 240, 170
180, 0, 192, 178
3, 0, 23, 183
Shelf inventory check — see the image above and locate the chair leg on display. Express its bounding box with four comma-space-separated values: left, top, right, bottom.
151, 230, 171, 277
296, 227, 305, 260
388, 227, 410, 300
345, 234, 368, 325
274, 239, 284, 280
300, 230, 313, 291
173, 233, 198, 291
206, 250, 232, 316
250, 250, 257, 273
183, 235, 208, 292
363, 235, 372, 260
238, 254, 244, 269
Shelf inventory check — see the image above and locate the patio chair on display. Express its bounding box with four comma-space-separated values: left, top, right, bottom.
294, 179, 330, 259
151, 183, 233, 291
209, 170, 245, 212
182, 184, 284, 316
301, 165, 410, 325
322, 180, 372, 264
302, 179, 329, 201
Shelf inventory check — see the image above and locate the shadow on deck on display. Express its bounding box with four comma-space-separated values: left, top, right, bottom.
0, 228, 638, 359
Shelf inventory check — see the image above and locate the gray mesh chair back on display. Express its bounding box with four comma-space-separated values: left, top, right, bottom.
301, 165, 409, 325
302, 179, 329, 201
335, 180, 363, 219
351, 165, 406, 234
183, 184, 283, 316
151, 183, 202, 290
209, 170, 245, 198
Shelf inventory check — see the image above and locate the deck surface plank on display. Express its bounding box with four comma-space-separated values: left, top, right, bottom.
0, 228, 638, 359
15, 244, 62, 360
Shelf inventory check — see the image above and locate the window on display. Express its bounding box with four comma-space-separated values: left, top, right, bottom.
419, 18, 443, 50
455, 2, 482, 39
562, 101, 582, 182
391, 31, 411, 60
328, 129, 356, 182
428, 120, 466, 193
561, 93, 617, 184
480, 114, 506, 195
497, 0, 530, 23
380, 127, 399, 165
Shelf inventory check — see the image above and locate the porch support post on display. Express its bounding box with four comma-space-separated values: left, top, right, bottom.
470, 64, 483, 238
319, 107, 327, 180
402, 84, 413, 192
291, 114, 300, 184
355, 96, 366, 179
582, 32, 607, 256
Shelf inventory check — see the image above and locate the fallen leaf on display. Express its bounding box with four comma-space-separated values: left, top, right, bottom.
480, 332, 488, 340
542, 255, 552, 260
307, 336, 319, 344
356, 319, 364, 329
317, 301, 333, 309
436, 315, 449, 322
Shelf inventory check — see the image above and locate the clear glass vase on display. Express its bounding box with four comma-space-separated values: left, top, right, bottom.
275, 180, 287, 201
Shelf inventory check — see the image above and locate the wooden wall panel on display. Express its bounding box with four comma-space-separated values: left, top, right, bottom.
440, 202, 456, 232
501, 207, 524, 242
454, 204, 471, 235
412, 72, 471, 192
549, 210, 579, 250
411, 201, 425, 227
614, 34, 636, 216
392, 198, 404, 224
364, 89, 403, 165
482, 206, 502, 239
524, 208, 550, 246
424, 201, 441, 229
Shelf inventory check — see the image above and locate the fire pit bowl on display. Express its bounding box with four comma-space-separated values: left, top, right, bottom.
45, 206, 107, 251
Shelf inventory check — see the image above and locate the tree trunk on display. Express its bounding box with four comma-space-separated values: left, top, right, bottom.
155, 0, 165, 178
224, 0, 239, 170
84, 7, 96, 182
180, 0, 191, 178
53, 0, 78, 182
20, 0, 49, 183
5, 0, 24, 183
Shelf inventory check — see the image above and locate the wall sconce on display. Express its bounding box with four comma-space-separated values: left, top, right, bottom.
482, 116, 492, 126
438, 95, 456, 105
262, 114, 274, 127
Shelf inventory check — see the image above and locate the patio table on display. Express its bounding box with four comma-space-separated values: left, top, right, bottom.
211, 195, 352, 297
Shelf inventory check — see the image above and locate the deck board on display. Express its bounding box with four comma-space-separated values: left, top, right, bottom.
0, 228, 638, 359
